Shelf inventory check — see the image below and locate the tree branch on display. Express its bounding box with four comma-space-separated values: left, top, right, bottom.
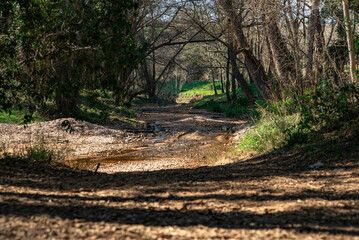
148, 39, 216, 53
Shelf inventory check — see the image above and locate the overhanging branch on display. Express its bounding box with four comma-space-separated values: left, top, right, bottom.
148, 39, 216, 53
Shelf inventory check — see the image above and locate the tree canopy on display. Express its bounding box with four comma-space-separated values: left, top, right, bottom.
1, 0, 359, 121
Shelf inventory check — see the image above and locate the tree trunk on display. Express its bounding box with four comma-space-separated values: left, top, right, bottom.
114, 71, 132, 106
305, 0, 321, 87
211, 68, 218, 95
226, 49, 231, 102
314, 18, 324, 84
267, 49, 282, 100
149, 51, 156, 98
264, 12, 295, 91
141, 59, 155, 98
284, 0, 303, 93
217, 0, 273, 101
220, 70, 225, 93
246, 65, 254, 84
55, 60, 79, 115
343, 0, 358, 83
229, 47, 255, 100
229, 40, 236, 100
231, 71, 236, 100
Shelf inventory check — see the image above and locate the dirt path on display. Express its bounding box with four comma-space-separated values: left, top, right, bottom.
1, 105, 359, 239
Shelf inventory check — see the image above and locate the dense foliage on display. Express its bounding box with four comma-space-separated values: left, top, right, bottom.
299, 81, 359, 133
0, 0, 140, 120
1, 0, 359, 154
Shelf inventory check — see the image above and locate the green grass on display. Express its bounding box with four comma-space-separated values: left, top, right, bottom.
180, 80, 222, 96
196, 97, 262, 118
0, 109, 46, 124
75, 90, 139, 124
238, 114, 301, 153
189, 82, 263, 118
161, 80, 264, 118
237, 81, 359, 154
2, 145, 57, 164
0, 89, 139, 125
161, 80, 222, 99
235, 97, 305, 153
191, 94, 227, 108
0, 110, 24, 124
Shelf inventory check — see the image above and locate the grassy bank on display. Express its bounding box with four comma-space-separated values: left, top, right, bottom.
237, 81, 359, 154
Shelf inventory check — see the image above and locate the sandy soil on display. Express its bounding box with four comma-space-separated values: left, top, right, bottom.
1, 105, 248, 172
1, 105, 359, 239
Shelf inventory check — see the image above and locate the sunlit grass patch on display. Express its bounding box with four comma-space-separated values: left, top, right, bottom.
238, 114, 301, 153
0, 109, 46, 124
0, 110, 24, 124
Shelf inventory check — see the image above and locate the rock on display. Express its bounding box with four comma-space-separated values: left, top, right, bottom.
309, 161, 324, 169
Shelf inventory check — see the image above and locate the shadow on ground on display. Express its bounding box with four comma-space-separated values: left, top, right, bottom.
1, 138, 359, 238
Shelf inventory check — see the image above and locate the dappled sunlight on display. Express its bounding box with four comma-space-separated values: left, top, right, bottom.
1, 141, 359, 238
1, 0, 359, 238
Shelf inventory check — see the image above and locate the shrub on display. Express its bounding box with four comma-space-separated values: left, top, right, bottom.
231, 96, 252, 108
299, 81, 359, 133
206, 100, 223, 112
237, 96, 302, 153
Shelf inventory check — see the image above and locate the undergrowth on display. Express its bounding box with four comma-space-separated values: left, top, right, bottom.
200, 96, 262, 118
2, 145, 57, 164
1, 126, 70, 164
69, 89, 139, 124
238, 81, 359, 153
238, 113, 301, 153
192, 83, 261, 118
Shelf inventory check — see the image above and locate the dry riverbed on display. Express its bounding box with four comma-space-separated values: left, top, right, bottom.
1, 105, 359, 239
0, 105, 248, 172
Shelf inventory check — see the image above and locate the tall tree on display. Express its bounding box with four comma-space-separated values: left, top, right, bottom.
263, 2, 295, 93
228, 46, 255, 101
217, 0, 273, 101
305, 0, 324, 87
342, 0, 358, 83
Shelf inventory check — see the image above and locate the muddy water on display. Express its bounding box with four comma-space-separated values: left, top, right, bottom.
65, 133, 232, 173
65, 146, 159, 170
64, 133, 184, 172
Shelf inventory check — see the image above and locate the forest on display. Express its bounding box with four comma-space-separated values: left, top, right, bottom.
1, 0, 359, 239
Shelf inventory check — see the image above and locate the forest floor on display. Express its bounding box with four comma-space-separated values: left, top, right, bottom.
1, 105, 359, 239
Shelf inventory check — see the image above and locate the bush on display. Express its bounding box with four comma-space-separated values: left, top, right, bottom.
299, 81, 359, 133
231, 96, 252, 108
203, 96, 258, 117
206, 100, 223, 112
